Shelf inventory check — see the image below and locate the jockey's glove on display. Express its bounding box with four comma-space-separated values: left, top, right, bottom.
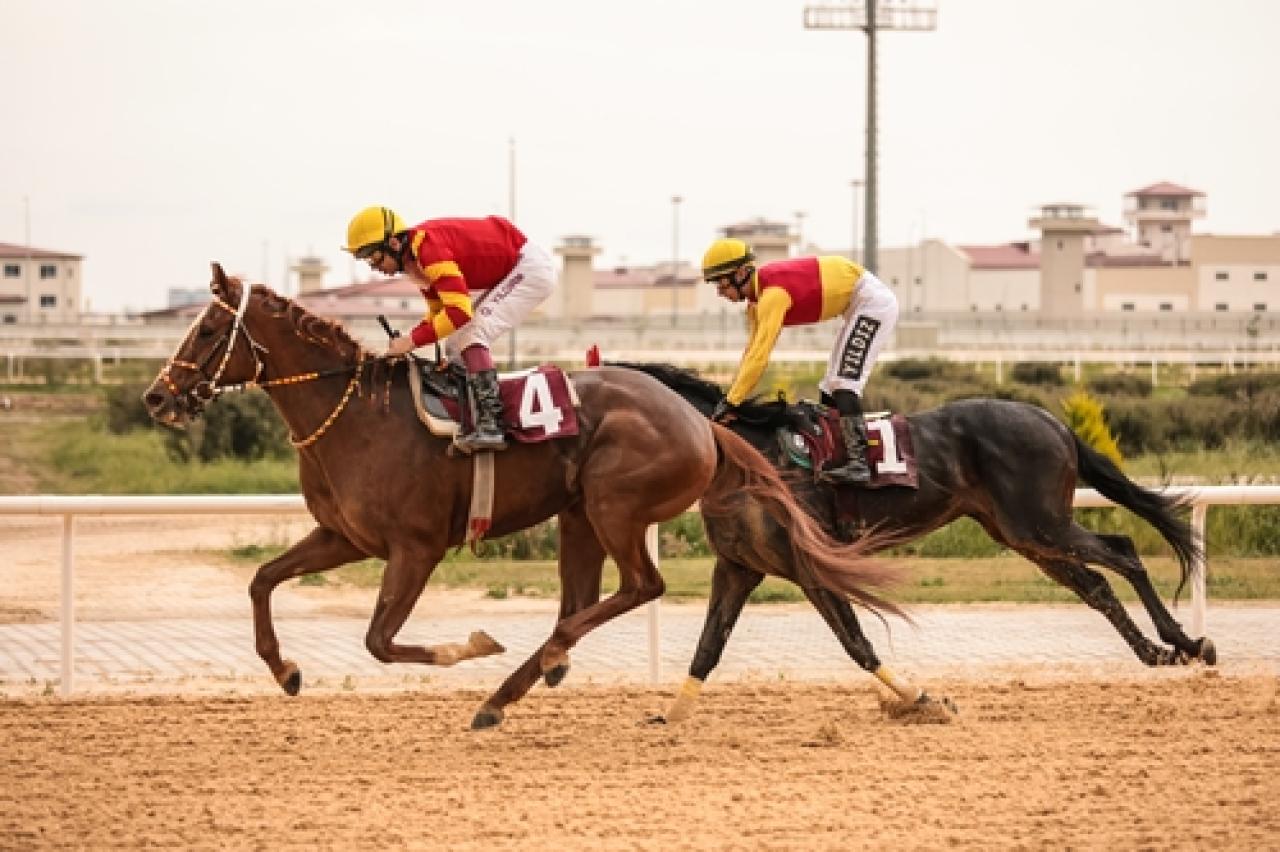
711, 397, 739, 425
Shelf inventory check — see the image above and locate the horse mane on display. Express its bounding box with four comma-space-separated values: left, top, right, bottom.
246, 281, 367, 360
610, 361, 792, 427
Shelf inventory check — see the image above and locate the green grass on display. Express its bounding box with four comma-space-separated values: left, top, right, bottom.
5, 419, 297, 494
226, 544, 1280, 604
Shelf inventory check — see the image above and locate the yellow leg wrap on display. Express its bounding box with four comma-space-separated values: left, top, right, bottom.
874, 666, 923, 703
663, 676, 704, 724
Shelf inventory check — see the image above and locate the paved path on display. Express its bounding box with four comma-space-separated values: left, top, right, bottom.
2, 603, 1276, 696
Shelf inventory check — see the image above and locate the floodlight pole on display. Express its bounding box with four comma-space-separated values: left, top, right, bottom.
804, 1, 937, 273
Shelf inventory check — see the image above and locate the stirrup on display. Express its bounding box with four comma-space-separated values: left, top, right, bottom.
818, 460, 871, 486
454, 428, 508, 453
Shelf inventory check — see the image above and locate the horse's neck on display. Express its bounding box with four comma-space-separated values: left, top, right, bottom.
257, 330, 367, 449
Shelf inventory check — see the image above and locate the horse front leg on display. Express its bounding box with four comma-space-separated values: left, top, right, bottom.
250, 525, 367, 695
364, 543, 505, 667
804, 586, 957, 720
654, 556, 762, 724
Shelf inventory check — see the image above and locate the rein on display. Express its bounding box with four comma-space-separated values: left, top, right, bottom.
161, 285, 370, 449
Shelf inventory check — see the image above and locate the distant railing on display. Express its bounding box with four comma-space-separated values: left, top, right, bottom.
2, 486, 1279, 696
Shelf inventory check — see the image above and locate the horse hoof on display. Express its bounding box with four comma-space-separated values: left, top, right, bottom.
644, 714, 668, 725
544, 662, 570, 688
278, 660, 301, 696
1197, 637, 1218, 666
468, 630, 506, 657
471, 706, 504, 731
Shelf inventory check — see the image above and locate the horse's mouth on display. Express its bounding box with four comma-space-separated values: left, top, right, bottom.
143, 391, 202, 428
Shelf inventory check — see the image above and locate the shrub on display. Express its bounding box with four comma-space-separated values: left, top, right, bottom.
1011, 362, 1064, 386
103, 382, 156, 434
162, 389, 292, 462
1062, 390, 1123, 465
1087, 373, 1153, 398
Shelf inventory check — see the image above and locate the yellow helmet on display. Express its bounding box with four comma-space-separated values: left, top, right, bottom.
701, 238, 755, 281
343, 206, 408, 256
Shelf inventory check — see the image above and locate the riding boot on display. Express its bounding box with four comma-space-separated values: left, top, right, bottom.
454, 369, 507, 453
819, 391, 872, 486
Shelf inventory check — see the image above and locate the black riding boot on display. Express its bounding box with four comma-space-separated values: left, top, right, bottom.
819, 390, 872, 486
455, 369, 507, 453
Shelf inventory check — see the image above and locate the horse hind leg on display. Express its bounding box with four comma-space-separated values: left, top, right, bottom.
544, 505, 607, 689
473, 515, 664, 730
1095, 532, 1215, 664
1033, 556, 1185, 666
249, 526, 367, 695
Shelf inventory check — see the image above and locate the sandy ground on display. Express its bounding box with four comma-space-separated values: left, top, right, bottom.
1, 676, 1277, 850
2, 514, 1279, 848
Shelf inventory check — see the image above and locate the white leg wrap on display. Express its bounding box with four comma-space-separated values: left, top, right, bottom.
874, 666, 923, 703
664, 676, 704, 723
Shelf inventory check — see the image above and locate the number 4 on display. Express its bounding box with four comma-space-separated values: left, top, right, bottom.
518, 372, 564, 435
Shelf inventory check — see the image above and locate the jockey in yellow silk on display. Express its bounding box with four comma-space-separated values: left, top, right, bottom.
702, 238, 899, 485
344, 206, 556, 453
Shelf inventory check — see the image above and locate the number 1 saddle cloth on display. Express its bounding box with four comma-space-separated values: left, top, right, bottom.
409, 360, 580, 443
778, 403, 918, 490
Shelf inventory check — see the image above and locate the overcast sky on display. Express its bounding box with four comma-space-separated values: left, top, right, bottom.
3, 0, 1277, 313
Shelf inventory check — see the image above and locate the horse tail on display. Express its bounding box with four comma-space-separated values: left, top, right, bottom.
1072, 432, 1202, 598
701, 423, 906, 620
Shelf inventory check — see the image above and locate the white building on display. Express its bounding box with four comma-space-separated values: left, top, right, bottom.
0, 242, 83, 324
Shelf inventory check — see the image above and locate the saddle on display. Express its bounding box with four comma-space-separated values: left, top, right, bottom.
775, 401, 918, 490
407, 358, 581, 443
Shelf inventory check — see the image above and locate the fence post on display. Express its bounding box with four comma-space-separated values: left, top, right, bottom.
645, 525, 661, 685
60, 513, 75, 698
1190, 503, 1208, 637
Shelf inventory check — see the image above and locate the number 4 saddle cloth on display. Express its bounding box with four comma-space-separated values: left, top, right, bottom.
778, 403, 918, 490
409, 360, 580, 443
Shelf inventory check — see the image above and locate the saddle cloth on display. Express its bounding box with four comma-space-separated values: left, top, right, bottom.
409, 361, 580, 443
778, 405, 918, 490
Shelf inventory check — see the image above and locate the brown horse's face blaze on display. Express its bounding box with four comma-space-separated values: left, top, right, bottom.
143, 263, 258, 428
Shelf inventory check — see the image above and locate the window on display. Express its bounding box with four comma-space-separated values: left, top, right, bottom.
1057, 240, 1064, 250
1160, 199, 1177, 210
1121, 303, 1136, 312
39, 264, 56, 279
2, 314, 15, 324
1254, 303, 1268, 312
39, 295, 57, 308
1020, 304, 1029, 311
1215, 271, 1229, 281
1254, 272, 1268, 282
1161, 224, 1173, 232
1215, 303, 1229, 312
3, 264, 18, 278
1159, 303, 1173, 311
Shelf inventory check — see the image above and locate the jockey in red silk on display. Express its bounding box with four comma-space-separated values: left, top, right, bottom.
702, 238, 899, 486
344, 206, 556, 453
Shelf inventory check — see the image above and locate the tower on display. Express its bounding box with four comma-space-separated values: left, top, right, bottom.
555, 235, 600, 320
290, 256, 329, 295
721, 218, 793, 265
1029, 202, 1100, 316
1124, 181, 1204, 263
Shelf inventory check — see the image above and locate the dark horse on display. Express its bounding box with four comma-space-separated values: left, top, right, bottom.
615, 363, 1216, 723
143, 264, 898, 728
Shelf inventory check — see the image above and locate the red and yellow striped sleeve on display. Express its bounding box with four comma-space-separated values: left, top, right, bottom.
726, 287, 791, 405
409, 264, 476, 347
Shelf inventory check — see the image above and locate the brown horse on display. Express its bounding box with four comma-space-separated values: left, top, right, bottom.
143, 263, 898, 728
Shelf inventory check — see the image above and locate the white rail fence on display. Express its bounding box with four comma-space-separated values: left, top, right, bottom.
2, 486, 1278, 697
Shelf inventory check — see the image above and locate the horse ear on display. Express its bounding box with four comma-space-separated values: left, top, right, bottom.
210, 262, 231, 298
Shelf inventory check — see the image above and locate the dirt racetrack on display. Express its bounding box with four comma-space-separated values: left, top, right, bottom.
2, 674, 1277, 850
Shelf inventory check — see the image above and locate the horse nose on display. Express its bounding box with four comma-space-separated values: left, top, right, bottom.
143, 390, 171, 420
